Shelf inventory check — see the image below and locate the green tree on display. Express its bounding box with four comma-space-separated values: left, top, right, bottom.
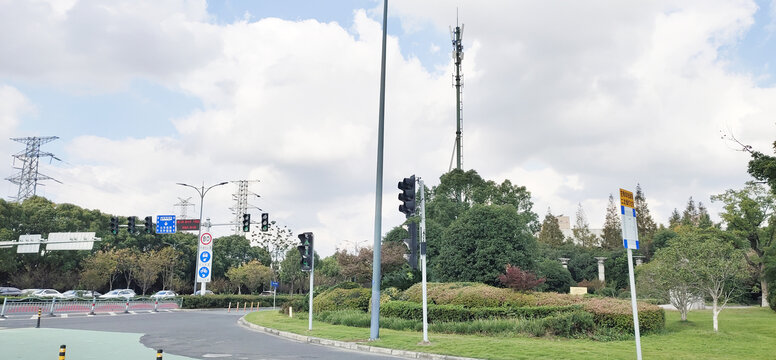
636, 244, 702, 321
712, 182, 776, 307
79, 250, 119, 292
537, 208, 564, 247
434, 204, 538, 285
383, 225, 409, 244
681, 197, 699, 227
213, 234, 271, 279
535, 259, 575, 293
601, 194, 622, 249
635, 184, 658, 255
134, 250, 163, 295
239, 260, 273, 294
668, 209, 682, 229
572, 203, 598, 247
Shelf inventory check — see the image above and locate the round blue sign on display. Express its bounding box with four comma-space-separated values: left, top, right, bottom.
198, 267, 210, 278
200, 251, 211, 263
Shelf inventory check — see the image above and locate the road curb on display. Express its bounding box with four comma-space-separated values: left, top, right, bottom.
237, 316, 481, 360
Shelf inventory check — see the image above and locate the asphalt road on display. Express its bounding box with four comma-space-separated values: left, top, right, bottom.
0, 309, 403, 360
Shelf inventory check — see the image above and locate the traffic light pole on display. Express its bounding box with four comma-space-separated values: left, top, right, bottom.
308, 252, 314, 331
419, 178, 429, 343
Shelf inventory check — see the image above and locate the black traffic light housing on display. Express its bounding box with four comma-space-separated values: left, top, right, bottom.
261, 213, 269, 232
144, 216, 154, 234
297, 232, 314, 271
110, 216, 119, 235
398, 175, 416, 217
127, 216, 137, 234
242, 213, 251, 232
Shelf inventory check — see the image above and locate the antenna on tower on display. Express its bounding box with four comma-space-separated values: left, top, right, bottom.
174, 197, 195, 219
5, 136, 62, 202
449, 12, 465, 172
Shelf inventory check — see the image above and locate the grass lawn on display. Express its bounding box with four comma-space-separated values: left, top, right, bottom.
244, 307, 776, 360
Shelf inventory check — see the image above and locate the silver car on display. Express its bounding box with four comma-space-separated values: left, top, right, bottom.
99, 289, 136, 299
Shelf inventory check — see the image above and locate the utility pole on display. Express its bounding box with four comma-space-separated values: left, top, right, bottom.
369, 0, 389, 341
174, 197, 195, 219
5, 136, 61, 202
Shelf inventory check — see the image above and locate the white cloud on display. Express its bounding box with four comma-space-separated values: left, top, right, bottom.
4, 1, 776, 256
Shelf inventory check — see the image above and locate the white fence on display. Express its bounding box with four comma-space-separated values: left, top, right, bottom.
0, 297, 182, 317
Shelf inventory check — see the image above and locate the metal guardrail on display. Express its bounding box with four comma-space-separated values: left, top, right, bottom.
0, 296, 182, 317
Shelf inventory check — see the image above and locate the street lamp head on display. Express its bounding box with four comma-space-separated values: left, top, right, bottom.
218, 181, 229, 186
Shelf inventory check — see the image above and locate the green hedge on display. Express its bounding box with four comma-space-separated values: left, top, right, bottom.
380, 300, 582, 323
181, 294, 302, 309
312, 288, 371, 313
583, 297, 665, 333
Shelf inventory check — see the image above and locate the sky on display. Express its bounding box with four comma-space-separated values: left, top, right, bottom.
1, 0, 775, 257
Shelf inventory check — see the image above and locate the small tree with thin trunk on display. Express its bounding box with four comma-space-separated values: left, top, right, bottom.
497, 264, 545, 291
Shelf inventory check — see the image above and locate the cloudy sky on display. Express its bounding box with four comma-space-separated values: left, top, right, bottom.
1, 0, 775, 256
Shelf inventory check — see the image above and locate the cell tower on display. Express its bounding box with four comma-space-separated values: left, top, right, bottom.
5, 136, 61, 202
174, 197, 195, 219
449, 17, 465, 171
230, 180, 260, 235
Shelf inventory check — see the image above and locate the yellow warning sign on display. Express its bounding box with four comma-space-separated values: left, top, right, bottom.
620, 188, 634, 208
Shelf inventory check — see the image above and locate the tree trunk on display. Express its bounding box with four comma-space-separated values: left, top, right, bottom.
680, 308, 687, 321
762, 278, 769, 308
712, 298, 719, 332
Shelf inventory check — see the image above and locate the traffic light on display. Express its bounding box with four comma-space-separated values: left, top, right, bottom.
261, 213, 269, 232
403, 224, 418, 270
297, 232, 314, 271
127, 216, 136, 234
110, 216, 119, 235
144, 216, 154, 234
398, 175, 416, 216
242, 213, 251, 232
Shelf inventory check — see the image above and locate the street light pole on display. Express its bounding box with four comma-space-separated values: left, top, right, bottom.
177, 181, 228, 295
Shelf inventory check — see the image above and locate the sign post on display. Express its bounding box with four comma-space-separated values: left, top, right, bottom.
619, 188, 642, 360
197, 232, 213, 295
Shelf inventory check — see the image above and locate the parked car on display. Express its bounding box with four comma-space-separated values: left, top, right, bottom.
193, 290, 214, 295
21, 288, 41, 296
151, 290, 177, 299
62, 290, 102, 298
32, 289, 65, 298
0, 287, 22, 296
99, 289, 136, 299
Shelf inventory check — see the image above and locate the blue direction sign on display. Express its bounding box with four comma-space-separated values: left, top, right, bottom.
199, 251, 211, 263
198, 266, 210, 279
271, 281, 279, 288
156, 215, 176, 234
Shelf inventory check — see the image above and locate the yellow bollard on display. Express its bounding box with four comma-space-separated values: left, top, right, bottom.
157, 349, 163, 359
58, 345, 66, 360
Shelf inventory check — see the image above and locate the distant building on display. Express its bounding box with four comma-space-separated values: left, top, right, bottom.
556, 215, 603, 245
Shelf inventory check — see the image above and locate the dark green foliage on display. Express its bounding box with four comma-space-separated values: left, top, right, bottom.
604, 250, 630, 290
380, 300, 581, 323
567, 252, 598, 283
181, 294, 302, 309
381, 265, 421, 291
312, 288, 371, 313
540, 311, 595, 337
535, 259, 575, 293
280, 295, 308, 315
435, 204, 538, 286
650, 228, 678, 255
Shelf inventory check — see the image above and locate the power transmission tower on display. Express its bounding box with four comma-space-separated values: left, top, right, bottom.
5, 136, 61, 202
449, 16, 465, 172
174, 197, 195, 219
230, 180, 260, 235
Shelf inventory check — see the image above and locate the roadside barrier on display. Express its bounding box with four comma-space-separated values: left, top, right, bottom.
227, 302, 231, 312
0, 297, 182, 317
36, 307, 41, 328
58, 344, 66, 360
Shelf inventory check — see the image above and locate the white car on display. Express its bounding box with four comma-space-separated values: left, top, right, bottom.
62, 290, 102, 298
151, 290, 177, 299
32, 289, 64, 298
99, 289, 136, 299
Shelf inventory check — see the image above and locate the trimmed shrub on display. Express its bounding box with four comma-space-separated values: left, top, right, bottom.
430, 318, 518, 335
404, 282, 534, 307
280, 295, 308, 315
541, 311, 595, 337
583, 297, 665, 333
312, 288, 371, 313
181, 294, 301, 309
381, 300, 581, 323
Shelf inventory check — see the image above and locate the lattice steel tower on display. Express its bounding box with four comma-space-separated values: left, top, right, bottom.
449, 19, 465, 171
230, 180, 260, 235
174, 197, 195, 219
6, 136, 61, 202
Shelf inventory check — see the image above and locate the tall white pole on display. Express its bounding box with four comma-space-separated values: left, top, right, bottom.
419, 178, 429, 343
309, 250, 314, 331
627, 248, 642, 360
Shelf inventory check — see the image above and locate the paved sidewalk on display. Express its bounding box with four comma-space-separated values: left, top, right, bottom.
1, 328, 195, 360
